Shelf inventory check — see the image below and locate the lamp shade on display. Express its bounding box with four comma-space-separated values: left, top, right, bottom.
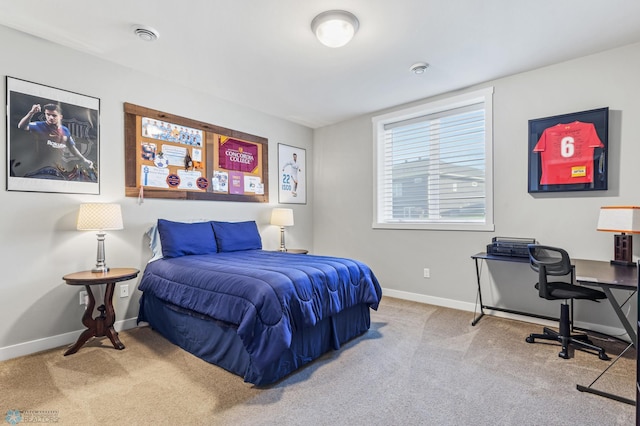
596, 206, 640, 234
311, 10, 359, 48
77, 203, 124, 231
271, 208, 294, 227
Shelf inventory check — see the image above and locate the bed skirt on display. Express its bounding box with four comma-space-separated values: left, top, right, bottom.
138, 293, 372, 385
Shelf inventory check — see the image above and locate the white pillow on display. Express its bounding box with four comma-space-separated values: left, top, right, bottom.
146, 223, 164, 263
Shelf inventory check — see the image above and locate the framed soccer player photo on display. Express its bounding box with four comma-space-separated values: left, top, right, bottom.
278, 143, 306, 204
528, 107, 608, 194
6, 77, 100, 194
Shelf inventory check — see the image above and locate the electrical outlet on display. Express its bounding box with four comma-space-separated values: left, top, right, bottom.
423, 268, 430, 278
79, 291, 88, 305
120, 284, 129, 298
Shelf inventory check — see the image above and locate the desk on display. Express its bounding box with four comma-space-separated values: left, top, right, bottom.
471, 253, 637, 343
472, 253, 637, 405
471, 253, 556, 326
573, 259, 637, 347
572, 259, 637, 405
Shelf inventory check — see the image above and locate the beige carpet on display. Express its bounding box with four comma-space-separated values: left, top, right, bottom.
0, 297, 635, 425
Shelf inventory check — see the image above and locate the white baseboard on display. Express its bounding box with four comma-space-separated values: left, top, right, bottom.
380, 287, 631, 342
0, 317, 138, 362
382, 287, 477, 312
381, 287, 546, 324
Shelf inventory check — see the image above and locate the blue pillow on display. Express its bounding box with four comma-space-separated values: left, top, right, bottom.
212, 221, 262, 252
157, 219, 218, 258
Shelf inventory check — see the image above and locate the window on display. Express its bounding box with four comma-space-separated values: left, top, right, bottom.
372, 87, 494, 231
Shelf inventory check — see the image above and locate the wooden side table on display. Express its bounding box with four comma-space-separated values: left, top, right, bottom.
63, 268, 139, 356
285, 249, 309, 254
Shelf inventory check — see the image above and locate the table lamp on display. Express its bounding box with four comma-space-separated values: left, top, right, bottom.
597, 206, 640, 266
270, 208, 294, 252
77, 203, 124, 272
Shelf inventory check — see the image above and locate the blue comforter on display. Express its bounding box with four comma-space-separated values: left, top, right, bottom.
138, 250, 382, 369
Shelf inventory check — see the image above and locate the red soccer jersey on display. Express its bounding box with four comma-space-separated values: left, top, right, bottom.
533, 121, 604, 185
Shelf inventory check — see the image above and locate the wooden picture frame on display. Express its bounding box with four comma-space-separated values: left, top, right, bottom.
278, 143, 306, 204
6, 77, 100, 194
124, 103, 268, 202
528, 107, 608, 193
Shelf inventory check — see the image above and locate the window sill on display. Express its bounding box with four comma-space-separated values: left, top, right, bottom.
372, 222, 495, 232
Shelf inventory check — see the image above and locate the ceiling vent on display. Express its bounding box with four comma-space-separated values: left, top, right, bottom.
132, 25, 159, 42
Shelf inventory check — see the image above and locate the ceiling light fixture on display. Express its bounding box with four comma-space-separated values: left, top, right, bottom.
410, 62, 430, 74
311, 10, 359, 48
132, 25, 160, 42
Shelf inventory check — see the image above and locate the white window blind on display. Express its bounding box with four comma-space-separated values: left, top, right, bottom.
372, 88, 494, 231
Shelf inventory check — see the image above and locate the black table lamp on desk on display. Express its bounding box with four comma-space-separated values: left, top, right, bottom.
597, 205, 640, 267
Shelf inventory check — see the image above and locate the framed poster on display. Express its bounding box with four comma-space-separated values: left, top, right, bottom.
278, 143, 306, 204
124, 103, 268, 202
6, 77, 100, 194
528, 107, 608, 193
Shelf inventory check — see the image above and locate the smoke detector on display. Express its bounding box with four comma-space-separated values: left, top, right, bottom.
132, 25, 160, 42
410, 62, 430, 74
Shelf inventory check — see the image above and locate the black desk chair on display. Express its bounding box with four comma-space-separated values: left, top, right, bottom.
526, 244, 610, 360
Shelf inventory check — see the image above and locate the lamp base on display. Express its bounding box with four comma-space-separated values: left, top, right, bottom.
92, 233, 109, 273
279, 226, 287, 252
612, 234, 634, 267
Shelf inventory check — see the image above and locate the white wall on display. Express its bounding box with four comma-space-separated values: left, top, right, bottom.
3, 23, 638, 359
313, 42, 640, 337
0, 25, 313, 359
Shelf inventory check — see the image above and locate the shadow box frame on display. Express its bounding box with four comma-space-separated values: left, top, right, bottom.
124, 103, 268, 203
527, 107, 609, 194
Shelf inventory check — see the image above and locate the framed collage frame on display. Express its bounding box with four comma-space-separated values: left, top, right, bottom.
528, 107, 609, 194
124, 103, 268, 202
6, 76, 100, 194
278, 143, 306, 204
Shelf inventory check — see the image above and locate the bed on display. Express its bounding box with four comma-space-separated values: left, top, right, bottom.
137, 219, 382, 385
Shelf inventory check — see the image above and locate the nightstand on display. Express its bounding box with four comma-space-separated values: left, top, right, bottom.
63, 268, 139, 355
286, 249, 308, 254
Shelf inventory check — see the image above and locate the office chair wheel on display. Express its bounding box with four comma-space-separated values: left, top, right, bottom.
598, 352, 610, 361
525, 336, 535, 343
558, 350, 569, 359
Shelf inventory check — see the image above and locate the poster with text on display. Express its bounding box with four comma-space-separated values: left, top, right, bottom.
278, 143, 306, 204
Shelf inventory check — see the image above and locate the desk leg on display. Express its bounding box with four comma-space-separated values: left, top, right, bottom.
577, 342, 636, 406
576, 285, 637, 405
600, 286, 637, 348
472, 258, 485, 326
